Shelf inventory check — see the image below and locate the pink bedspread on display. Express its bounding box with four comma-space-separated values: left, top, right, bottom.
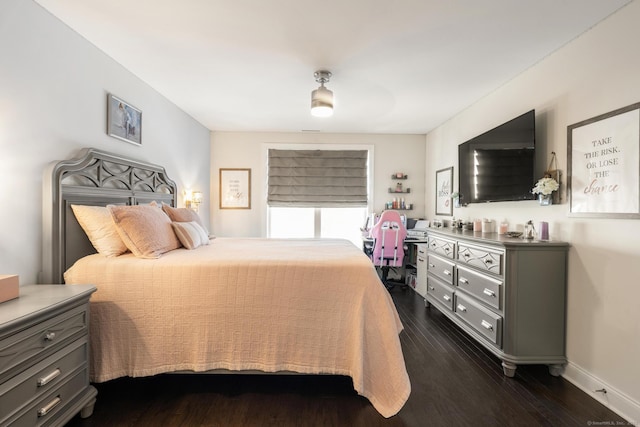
65, 238, 410, 417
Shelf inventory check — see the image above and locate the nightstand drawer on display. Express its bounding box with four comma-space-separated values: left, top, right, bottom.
427, 254, 455, 285
455, 293, 502, 346
457, 243, 503, 276
457, 265, 503, 310
0, 305, 88, 379
7, 367, 88, 427
0, 338, 88, 424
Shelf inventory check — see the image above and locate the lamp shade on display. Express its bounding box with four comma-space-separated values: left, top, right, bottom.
311, 85, 333, 117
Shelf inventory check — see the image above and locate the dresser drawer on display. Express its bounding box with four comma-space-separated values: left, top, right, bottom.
427, 254, 455, 285
428, 236, 455, 259
0, 305, 88, 379
457, 265, 503, 310
455, 293, 502, 346
7, 367, 88, 427
0, 338, 88, 424
457, 243, 503, 276
427, 276, 455, 311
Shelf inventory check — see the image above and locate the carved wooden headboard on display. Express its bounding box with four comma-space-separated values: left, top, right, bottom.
42, 148, 177, 284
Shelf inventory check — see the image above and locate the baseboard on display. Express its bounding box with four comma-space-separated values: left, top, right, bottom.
563, 361, 640, 425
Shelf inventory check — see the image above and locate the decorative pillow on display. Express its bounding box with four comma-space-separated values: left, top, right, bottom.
108, 205, 181, 259
171, 221, 210, 250
162, 204, 208, 233
71, 205, 128, 257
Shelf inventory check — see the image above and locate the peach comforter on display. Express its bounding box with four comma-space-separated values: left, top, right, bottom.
64, 238, 410, 417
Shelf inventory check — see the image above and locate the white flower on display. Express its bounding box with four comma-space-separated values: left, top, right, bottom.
532, 177, 559, 195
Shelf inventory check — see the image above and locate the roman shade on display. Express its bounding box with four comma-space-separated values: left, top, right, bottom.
268, 149, 368, 207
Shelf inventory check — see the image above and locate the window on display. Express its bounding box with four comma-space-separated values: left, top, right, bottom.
266, 147, 372, 247
268, 207, 367, 247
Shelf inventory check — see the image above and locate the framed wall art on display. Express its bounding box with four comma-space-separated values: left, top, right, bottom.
567, 102, 640, 218
219, 168, 251, 209
435, 166, 453, 216
107, 94, 142, 146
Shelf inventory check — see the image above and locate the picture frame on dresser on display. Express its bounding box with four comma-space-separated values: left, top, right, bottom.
567, 101, 640, 218
435, 167, 453, 216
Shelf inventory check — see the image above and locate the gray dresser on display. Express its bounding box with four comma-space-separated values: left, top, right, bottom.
0, 284, 97, 426
424, 228, 568, 377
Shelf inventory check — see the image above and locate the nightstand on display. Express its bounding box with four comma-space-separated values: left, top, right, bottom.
0, 284, 97, 426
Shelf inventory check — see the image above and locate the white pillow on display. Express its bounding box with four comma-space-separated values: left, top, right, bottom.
71, 205, 128, 257
171, 221, 210, 250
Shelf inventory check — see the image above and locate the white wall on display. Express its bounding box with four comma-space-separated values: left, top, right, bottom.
0, 0, 210, 284
425, 1, 640, 422
210, 132, 426, 237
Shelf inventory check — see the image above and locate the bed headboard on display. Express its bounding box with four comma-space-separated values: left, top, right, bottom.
42, 148, 177, 284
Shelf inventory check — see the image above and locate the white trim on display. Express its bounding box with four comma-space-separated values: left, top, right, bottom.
563, 361, 640, 425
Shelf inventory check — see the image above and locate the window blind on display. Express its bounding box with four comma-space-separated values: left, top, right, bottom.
268, 149, 368, 207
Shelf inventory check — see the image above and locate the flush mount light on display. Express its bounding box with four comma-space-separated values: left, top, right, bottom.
311, 70, 334, 117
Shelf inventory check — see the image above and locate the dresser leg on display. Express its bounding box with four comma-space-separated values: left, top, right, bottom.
424, 298, 429, 308
80, 397, 96, 418
502, 361, 517, 377
548, 364, 565, 377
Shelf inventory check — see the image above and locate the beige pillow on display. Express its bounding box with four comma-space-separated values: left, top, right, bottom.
71, 205, 128, 257
108, 205, 181, 259
171, 221, 210, 250
162, 204, 208, 232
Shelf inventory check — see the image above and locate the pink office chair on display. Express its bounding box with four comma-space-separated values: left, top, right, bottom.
370, 210, 407, 290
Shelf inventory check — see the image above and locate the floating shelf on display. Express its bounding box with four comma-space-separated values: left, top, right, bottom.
391, 174, 408, 180
389, 188, 411, 193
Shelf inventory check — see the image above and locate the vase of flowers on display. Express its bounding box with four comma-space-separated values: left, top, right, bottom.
531, 176, 559, 205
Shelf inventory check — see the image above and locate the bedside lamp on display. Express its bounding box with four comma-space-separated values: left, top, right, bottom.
184, 190, 203, 212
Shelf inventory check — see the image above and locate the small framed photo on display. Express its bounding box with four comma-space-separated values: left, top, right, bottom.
220, 168, 251, 209
436, 167, 453, 216
107, 94, 142, 146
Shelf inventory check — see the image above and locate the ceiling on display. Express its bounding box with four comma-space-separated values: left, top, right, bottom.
35, 0, 632, 134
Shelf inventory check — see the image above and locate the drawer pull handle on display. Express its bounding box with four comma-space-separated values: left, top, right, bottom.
428, 263, 435, 268
483, 288, 496, 297
44, 332, 56, 342
428, 286, 435, 291
444, 247, 450, 252
37, 368, 61, 387
459, 277, 469, 284
481, 320, 494, 331
485, 259, 493, 264
38, 396, 61, 417
444, 269, 451, 276
418, 258, 424, 263
443, 295, 451, 302
463, 252, 470, 257
457, 304, 467, 312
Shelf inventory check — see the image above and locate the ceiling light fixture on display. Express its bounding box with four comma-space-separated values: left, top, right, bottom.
310, 70, 333, 117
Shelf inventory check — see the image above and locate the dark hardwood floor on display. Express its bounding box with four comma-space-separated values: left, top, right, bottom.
66, 288, 627, 427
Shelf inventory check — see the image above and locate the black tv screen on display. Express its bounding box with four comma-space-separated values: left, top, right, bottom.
458, 110, 536, 204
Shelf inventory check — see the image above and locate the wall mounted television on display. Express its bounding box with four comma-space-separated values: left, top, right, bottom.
458, 110, 536, 205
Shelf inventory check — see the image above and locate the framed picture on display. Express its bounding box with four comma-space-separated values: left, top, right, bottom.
435, 167, 453, 216
219, 168, 251, 209
567, 102, 640, 218
107, 94, 142, 146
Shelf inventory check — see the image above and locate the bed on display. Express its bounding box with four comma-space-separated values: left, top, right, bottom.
41, 148, 411, 418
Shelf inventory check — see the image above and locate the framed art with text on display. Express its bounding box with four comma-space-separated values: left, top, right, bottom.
567, 102, 640, 218
219, 168, 251, 209
107, 94, 142, 145
435, 166, 453, 216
